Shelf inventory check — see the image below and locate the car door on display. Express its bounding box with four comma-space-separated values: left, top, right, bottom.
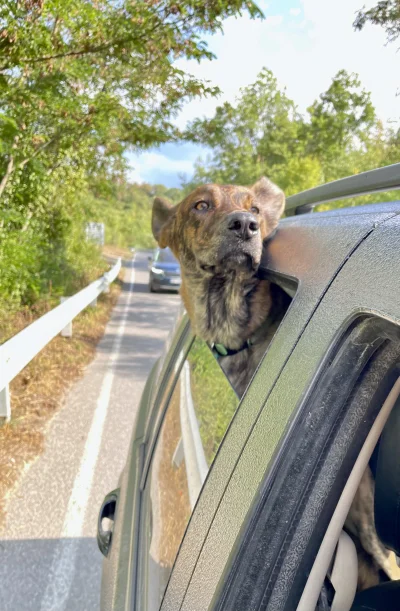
100, 204, 400, 611
156, 206, 400, 611
172, 212, 400, 611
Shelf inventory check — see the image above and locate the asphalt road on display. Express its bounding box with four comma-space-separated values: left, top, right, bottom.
0, 251, 181, 611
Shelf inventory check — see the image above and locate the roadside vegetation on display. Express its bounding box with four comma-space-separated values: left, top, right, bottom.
0, 0, 261, 321
188, 338, 239, 465
85, 181, 183, 250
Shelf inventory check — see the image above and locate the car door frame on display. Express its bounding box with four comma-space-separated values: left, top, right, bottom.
173, 213, 400, 611
155, 207, 400, 611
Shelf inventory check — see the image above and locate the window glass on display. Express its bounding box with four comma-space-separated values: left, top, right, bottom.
144, 337, 239, 609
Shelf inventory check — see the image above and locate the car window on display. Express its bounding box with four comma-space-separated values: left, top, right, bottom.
142, 337, 239, 610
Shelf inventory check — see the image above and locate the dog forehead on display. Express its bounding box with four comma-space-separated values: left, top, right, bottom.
185, 184, 253, 207
219, 185, 253, 207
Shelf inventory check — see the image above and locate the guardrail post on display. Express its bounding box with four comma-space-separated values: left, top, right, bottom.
179, 361, 209, 509
0, 384, 11, 421
102, 270, 111, 294
60, 297, 72, 337
172, 437, 184, 468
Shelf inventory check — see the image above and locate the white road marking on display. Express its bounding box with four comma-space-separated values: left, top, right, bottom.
40, 257, 135, 611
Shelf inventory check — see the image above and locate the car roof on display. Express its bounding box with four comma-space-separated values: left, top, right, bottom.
289, 200, 400, 219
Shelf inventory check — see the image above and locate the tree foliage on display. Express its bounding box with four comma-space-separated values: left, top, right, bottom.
85, 180, 183, 249
354, 1, 400, 44
183, 67, 399, 199
0, 0, 262, 316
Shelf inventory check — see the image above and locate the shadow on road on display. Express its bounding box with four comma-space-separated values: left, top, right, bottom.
0, 537, 101, 611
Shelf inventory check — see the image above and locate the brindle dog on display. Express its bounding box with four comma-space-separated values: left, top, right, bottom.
152, 177, 399, 592
152, 177, 286, 397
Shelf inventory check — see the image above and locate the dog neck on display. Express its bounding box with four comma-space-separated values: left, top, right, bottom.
180, 268, 272, 350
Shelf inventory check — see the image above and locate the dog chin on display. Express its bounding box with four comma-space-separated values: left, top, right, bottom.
223, 251, 258, 272
198, 252, 259, 275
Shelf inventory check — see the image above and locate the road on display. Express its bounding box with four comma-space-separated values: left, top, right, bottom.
0, 251, 181, 611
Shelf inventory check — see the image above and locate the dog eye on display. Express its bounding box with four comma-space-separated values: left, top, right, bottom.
250, 206, 260, 214
194, 201, 210, 211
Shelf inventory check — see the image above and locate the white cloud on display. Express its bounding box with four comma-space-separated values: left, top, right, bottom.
265, 15, 284, 26
128, 167, 144, 184
130, 151, 193, 174
127, 151, 195, 186
289, 8, 301, 16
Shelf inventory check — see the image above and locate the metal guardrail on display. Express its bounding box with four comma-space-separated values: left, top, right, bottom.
172, 360, 208, 510
0, 258, 121, 420
285, 162, 400, 214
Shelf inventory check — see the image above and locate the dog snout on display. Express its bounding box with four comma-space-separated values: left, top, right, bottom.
227, 212, 260, 241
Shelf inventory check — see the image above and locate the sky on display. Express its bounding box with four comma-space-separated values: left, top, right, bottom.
127, 0, 400, 188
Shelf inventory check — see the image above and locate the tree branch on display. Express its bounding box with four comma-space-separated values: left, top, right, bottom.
0, 155, 14, 199
20, 209, 33, 232
0, 16, 192, 70
0, 136, 18, 199
2, 30, 155, 68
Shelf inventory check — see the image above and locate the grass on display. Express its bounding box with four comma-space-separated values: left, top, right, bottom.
187, 339, 239, 465
0, 267, 124, 528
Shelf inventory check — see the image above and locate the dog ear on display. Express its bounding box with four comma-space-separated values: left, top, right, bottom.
252, 177, 285, 230
152, 197, 177, 248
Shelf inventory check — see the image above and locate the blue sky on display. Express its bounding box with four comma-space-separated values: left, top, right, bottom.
127, 0, 400, 188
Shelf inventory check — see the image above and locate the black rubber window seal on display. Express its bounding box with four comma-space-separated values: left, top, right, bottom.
215, 316, 400, 611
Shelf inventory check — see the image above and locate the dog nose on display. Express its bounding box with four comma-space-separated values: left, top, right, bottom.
227, 212, 260, 240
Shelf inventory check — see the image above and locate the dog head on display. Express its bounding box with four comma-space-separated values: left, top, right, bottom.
151, 177, 284, 277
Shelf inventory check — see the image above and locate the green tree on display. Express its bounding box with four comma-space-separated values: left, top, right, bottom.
185, 68, 306, 188
0, 0, 263, 315
0, 0, 263, 205
354, 1, 400, 44
184, 67, 397, 198
306, 70, 376, 180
